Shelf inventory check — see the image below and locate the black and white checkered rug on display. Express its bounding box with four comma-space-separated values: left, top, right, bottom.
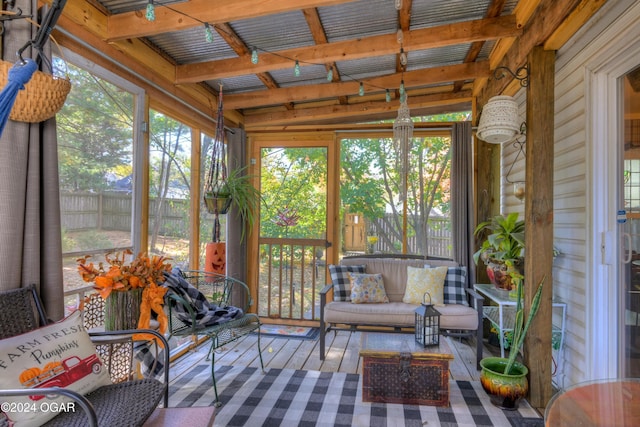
169, 365, 543, 427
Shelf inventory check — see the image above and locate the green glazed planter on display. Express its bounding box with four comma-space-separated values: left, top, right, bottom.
479, 357, 529, 410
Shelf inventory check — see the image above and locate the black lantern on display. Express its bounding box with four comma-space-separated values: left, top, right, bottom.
415, 292, 441, 347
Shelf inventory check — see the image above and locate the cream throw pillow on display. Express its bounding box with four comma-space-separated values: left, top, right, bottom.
403, 265, 448, 305
0, 311, 112, 426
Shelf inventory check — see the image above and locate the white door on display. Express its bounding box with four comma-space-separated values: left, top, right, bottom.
620, 66, 640, 378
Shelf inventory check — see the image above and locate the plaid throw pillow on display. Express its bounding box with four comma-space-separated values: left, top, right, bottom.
443, 266, 468, 306
329, 264, 366, 302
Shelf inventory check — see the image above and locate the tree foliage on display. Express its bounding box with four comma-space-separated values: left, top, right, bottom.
340, 112, 469, 255
259, 147, 327, 239
57, 61, 133, 192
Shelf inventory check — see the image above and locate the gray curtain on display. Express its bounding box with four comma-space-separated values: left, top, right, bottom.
451, 121, 475, 287
0, 0, 64, 320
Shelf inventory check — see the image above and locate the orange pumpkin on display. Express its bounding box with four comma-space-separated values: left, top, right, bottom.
42, 361, 61, 372
19, 367, 41, 384
205, 242, 226, 276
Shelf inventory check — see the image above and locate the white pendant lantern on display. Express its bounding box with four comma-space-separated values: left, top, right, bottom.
477, 95, 520, 144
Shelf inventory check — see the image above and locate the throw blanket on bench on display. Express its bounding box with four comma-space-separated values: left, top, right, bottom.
163, 270, 244, 328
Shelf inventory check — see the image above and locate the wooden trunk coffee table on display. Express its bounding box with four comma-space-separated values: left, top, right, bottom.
359, 332, 453, 407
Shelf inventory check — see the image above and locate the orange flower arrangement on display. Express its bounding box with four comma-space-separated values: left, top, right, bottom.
77, 250, 172, 337
77, 249, 172, 299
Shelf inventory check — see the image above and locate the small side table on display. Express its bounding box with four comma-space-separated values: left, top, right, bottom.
544, 379, 640, 426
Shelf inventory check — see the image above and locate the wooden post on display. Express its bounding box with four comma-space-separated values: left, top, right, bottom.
473, 99, 501, 284
523, 46, 555, 409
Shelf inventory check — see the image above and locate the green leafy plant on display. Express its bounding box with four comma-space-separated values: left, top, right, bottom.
504, 276, 544, 374
473, 212, 525, 265
204, 166, 261, 240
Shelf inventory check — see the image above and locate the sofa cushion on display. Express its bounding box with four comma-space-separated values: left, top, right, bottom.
324, 302, 416, 327
403, 266, 448, 305
329, 264, 366, 302
348, 273, 389, 304
436, 304, 479, 331
443, 266, 469, 306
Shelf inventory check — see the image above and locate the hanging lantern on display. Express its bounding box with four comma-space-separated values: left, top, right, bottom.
476, 95, 520, 144
415, 292, 441, 347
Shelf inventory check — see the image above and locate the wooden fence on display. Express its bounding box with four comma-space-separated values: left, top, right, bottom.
61, 193, 452, 257
369, 213, 452, 258
60, 192, 190, 237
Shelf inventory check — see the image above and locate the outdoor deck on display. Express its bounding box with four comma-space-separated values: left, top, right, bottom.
168, 329, 491, 385
163, 328, 549, 424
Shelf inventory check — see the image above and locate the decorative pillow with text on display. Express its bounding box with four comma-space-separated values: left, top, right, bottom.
0, 311, 111, 426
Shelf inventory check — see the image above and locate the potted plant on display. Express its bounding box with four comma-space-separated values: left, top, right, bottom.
203, 166, 260, 275
473, 212, 525, 291
203, 166, 260, 234
479, 276, 544, 410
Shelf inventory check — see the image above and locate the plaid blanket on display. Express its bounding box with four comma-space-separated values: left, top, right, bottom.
163, 270, 244, 328
135, 340, 166, 379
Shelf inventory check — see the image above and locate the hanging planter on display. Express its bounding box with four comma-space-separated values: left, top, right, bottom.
204, 187, 232, 215
202, 83, 260, 272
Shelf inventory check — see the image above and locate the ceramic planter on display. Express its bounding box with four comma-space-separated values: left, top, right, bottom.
479, 357, 529, 410
486, 260, 522, 291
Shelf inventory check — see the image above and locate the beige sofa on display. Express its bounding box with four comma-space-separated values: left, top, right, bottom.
319, 255, 484, 368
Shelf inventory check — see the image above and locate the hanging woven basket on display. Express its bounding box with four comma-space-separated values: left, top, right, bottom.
0, 59, 71, 123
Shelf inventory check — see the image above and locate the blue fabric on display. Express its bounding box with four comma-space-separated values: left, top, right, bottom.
0, 58, 37, 137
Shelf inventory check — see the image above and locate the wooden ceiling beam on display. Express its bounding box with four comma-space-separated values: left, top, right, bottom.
478, 0, 584, 104
176, 15, 520, 83
243, 90, 472, 127
105, 0, 359, 41
453, 0, 506, 92
211, 23, 293, 109
302, 7, 346, 105
225, 62, 488, 109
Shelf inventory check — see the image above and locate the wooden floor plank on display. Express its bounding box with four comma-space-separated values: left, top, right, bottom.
168, 329, 493, 380
338, 331, 362, 373
286, 339, 318, 370
319, 331, 350, 372
267, 338, 304, 369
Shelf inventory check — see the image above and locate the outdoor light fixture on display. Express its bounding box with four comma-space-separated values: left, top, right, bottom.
415, 292, 441, 347
204, 23, 214, 43
146, 0, 155, 21
477, 64, 529, 144
505, 123, 527, 201
476, 95, 521, 144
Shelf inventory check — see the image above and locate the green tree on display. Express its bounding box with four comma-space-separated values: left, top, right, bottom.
148, 111, 192, 252
340, 112, 468, 255
57, 61, 133, 192
259, 147, 327, 239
